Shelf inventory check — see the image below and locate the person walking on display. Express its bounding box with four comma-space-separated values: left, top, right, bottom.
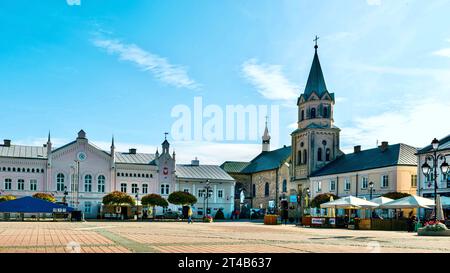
187, 206, 193, 224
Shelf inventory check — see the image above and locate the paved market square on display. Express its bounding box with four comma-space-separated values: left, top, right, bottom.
0, 221, 449, 253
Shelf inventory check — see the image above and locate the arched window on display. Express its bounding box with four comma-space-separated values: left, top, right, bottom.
264, 182, 270, 197
318, 148, 323, 161
84, 174, 92, 192
311, 108, 316, 119
98, 175, 105, 193
297, 150, 302, 165
301, 110, 305, 121
323, 106, 328, 118
252, 184, 256, 197
303, 150, 308, 164
282, 179, 287, 193
56, 173, 65, 192
326, 148, 331, 161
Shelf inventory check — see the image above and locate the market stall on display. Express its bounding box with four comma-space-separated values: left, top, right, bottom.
320, 196, 379, 229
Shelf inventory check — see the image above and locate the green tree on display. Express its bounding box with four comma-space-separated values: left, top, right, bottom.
311, 193, 339, 208
168, 191, 197, 206
32, 193, 56, 203
102, 191, 135, 206
382, 192, 411, 200
141, 194, 169, 218
0, 195, 16, 202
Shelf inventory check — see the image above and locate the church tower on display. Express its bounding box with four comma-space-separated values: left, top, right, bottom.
291, 38, 342, 193
262, 117, 271, 152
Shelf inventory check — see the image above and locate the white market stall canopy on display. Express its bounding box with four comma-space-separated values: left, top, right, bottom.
380, 195, 434, 209
370, 196, 393, 205
320, 196, 379, 209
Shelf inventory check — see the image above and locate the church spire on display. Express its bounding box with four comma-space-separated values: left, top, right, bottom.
262, 116, 271, 152
47, 131, 51, 144
304, 36, 327, 98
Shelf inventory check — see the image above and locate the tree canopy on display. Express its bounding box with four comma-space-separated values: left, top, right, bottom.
0, 195, 16, 203
32, 193, 56, 203
141, 194, 168, 208
168, 191, 197, 206
311, 193, 339, 208
382, 192, 411, 200
102, 191, 135, 206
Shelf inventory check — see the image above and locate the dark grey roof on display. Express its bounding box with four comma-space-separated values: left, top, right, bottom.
291, 123, 339, 135
417, 135, 450, 154
220, 161, 251, 173
311, 143, 417, 177
176, 164, 235, 181
115, 152, 156, 165
0, 145, 47, 159
241, 146, 291, 174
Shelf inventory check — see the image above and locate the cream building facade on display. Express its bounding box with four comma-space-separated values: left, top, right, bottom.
309, 143, 418, 199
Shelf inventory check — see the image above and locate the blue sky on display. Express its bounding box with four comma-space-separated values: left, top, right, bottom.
1, 0, 449, 164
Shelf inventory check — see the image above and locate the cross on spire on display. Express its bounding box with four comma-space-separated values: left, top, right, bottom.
314, 35, 320, 49
164, 132, 169, 140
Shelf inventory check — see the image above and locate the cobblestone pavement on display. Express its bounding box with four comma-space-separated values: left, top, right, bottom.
0, 221, 448, 253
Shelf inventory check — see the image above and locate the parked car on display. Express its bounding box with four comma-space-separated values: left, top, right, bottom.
155, 211, 180, 220
250, 208, 266, 219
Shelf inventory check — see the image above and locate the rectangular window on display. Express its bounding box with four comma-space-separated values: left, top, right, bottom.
198, 189, 204, 198
4, 178, 12, 190
344, 179, 351, 191
411, 175, 418, 187
317, 181, 322, 192
131, 183, 138, 194
330, 180, 336, 191
142, 184, 148, 194
183, 188, 190, 193
121, 183, 127, 193
18, 179, 25, 191
30, 179, 37, 191
218, 189, 223, 198
361, 177, 368, 189
84, 202, 91, 213
381, 175, 389, 188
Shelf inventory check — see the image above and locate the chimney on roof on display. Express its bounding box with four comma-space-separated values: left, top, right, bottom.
191, 157, 200, 166
354, 145, 361, 153
129, 148, 137, 154
3, 139, 11, 147
380, 141, 389, 152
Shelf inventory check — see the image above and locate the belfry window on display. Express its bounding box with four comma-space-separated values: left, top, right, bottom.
323, 106, 328, 118
311, 108, 316, 119
317, 148, 323, 161
326, 148, 331, 161
264, 183, 270, 197
297, 150, 302, 165
303, 150, 308, 164
301, 110, 305, 121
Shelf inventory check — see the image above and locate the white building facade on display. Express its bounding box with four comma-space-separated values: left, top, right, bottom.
0, 130, 177, 218
175, 158, 235, 219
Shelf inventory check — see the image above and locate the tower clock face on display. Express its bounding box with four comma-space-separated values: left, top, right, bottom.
77, 152, 87, 161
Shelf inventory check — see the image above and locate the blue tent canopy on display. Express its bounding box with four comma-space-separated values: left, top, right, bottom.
0, 196, 74, 213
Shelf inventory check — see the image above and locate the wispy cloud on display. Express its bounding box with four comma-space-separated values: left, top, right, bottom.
93, 38, 198, 89
340, 98, 450, 153
433, 48, 450, 58
242, 59, 298, 101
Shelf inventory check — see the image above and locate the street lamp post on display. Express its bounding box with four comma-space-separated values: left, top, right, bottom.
305, 188, 311, 216
135, 189, 139, 221
369, 182, 374, 200
204, 180, 211, 218
421, 138, 449, 222
63, 186, 68, 206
